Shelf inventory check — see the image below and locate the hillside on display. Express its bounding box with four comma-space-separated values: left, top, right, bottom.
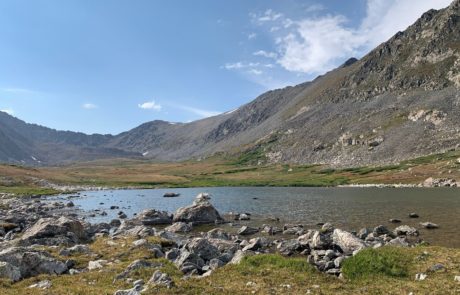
0, 0, 459, 166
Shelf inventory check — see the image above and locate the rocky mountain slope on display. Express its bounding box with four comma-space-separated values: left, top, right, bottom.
1, 0, 459, 166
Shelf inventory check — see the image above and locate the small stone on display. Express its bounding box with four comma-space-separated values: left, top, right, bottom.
88, 260, 108, 270
409, 213, 419, 218
389, 219, 401, 223
415, 273, 427, 281
455, 275, 460, 282
420, 222, 439, 229
28, 280, 52, 289
428, 263, 445, 272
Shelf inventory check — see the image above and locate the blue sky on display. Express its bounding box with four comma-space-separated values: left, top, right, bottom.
0, 0, 452, 134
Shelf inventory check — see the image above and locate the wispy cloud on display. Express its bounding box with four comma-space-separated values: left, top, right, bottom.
305, 4, 326, 13
255, 9, 283, 23
247, 32, 257, 40
0, 109, 14, 115
175, 105, 221, 118
1, 87, 37, 94
253, 50, 278, 59
138, 100, 162, 111
82, 103, 98, 109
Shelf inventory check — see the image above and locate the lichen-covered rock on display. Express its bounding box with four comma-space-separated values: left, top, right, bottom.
148, 270, 174, 288
165, 222, 192, 233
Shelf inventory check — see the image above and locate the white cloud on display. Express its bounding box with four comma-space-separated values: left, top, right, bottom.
257, 9, 283, 22
176, 105, 221, 118
82, 103, 98, 109
247, 32, 257, 40
305, 4, 326, 13
254, 0, 452, 74
138, 100, 162, 111
248, 69, 263, 75
1, 87, 36, 94
1, 109, 14, 115
253, 50, 278, 59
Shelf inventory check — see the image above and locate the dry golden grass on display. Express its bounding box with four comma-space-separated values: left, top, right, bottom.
0, 236, 459, 294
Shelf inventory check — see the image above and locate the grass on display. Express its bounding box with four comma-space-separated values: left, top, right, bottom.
0, 149, 460, 197
341, 247, 411, 280
1, 239, 460, 294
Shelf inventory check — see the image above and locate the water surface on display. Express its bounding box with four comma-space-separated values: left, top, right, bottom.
50, 187, 460, 247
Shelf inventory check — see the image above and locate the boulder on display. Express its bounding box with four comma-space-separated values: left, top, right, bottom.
0, 247, 67, 281
173, 194, 223, 225
136, 209, 172, 226
21, 216, 86, 246
332, 229, 366, 255
277, 239, 302, 256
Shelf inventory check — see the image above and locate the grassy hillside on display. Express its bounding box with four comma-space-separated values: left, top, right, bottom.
0, 150, 459, 196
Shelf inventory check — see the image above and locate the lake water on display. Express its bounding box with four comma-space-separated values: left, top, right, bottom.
50, 187, 460, 247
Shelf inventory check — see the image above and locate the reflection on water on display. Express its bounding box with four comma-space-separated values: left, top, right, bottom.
50, 187, 460, 247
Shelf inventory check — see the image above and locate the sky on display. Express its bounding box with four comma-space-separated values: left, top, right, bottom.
0, 0, 453, 134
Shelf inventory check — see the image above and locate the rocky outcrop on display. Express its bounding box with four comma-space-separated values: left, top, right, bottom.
173, 194, 223, 225
423, 177, 457, 187
0, 247, 67, 281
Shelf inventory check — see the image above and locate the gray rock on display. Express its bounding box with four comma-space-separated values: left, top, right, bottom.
209, 258, 225, 270
165, 248, 180, 261
310, 231, 332, 250
205, 228, 230, 240
173, 194, 223, 225
185, 238, 220, 261
0, 247, 67, 281
115, 259, 162, 280
394, 225, 419, 236
373, 225, 391, 236
165, 222, 192, 233
420, 222, 439, 229
243, 237, 263, 252
137, 209, 172, 225
20, 216, 86, 246
230, 250, 255, 264
357, 228, 370, 239
428, 263, 445, 272
238, 226, 259, 236
387, 237, 409, 247
114, 285, 142, 295
0, 261, 21, 282
409, 213, 419, 218
277, 239, 302, 256
332, 229, 366, 255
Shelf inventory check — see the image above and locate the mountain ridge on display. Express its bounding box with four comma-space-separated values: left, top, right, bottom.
1, 0, 459, 166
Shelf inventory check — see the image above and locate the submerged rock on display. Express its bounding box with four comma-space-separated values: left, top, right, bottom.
420, 222, 439, 229
394, 225, 419, 236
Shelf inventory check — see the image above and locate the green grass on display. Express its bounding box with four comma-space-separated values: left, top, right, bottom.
0, 185, 60, 197
342, 247, 411, 280
237, 254, 314, 273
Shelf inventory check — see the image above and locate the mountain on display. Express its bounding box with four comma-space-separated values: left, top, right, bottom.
1, 0, 459, 166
